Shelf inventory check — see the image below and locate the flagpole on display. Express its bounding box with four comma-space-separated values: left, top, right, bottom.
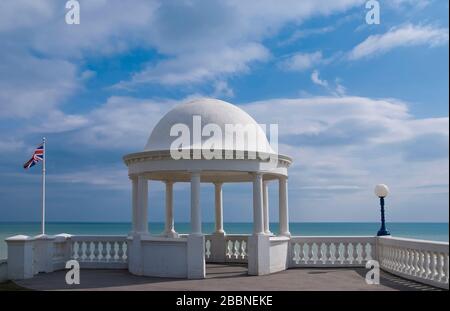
42, 137, 46, 235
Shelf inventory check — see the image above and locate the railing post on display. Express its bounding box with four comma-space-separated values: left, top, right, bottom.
6, 235, 34, 280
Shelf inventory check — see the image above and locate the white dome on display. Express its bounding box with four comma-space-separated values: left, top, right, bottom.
145, 98, 275, 154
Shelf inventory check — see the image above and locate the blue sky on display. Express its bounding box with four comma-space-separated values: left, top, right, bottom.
0, 0, 448, 223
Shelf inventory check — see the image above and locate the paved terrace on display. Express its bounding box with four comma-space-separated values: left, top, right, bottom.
13, 264, 440, 291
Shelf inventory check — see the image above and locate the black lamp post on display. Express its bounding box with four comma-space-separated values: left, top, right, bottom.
375, 184, 391, 236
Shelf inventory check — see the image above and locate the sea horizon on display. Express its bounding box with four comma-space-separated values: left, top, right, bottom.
1, 221, 448, 260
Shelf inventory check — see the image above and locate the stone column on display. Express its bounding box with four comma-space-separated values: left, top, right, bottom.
252, 172, 264, 235
263, 181, 271, 235
136, 175, 148, 234
214, 182, 225, 235
190, 171, 202, 235
130, 176, 138, 234
279, 176, 290, 237
188, 171, 205, 279
164, 181, 178, 237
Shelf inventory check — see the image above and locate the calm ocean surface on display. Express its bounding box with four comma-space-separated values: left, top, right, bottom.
0, 222, 448, 259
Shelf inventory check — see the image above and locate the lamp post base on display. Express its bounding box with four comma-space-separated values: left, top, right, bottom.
377, 229, 391, 236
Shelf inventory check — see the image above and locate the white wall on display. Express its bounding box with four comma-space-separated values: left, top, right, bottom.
269, 237, 289, 273
141, 239, 188, 278
0, 260, 7, 283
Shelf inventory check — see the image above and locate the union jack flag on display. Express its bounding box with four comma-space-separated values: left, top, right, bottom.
23, 144, 44, 169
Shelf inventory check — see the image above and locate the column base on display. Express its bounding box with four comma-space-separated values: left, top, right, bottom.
279, 231, 291, 238
213, 230, 226, 236
163, 230, 179, 238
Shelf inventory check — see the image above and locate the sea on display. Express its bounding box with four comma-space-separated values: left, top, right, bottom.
0, 222, 448, 260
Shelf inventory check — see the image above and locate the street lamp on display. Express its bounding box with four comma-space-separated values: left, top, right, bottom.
375, 184, 390, 236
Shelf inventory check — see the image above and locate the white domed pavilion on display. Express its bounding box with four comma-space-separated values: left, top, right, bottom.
123, 98, 292, 278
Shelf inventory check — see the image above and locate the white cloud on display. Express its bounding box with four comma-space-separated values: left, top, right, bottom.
349, 24, 449, 60
311, 70, 329, 87
120, 43, 270, 86
212, 80, 234, 98
0, 52, 80, 118
281, 52, 324, 72
279, 27, 335, 46
71, 96, 178, 149
50, 167, 129, 190
241, 96, 448, 221
0, 0, 365, 89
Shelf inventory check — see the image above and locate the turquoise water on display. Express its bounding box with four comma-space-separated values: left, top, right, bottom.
0, 222, 448, 259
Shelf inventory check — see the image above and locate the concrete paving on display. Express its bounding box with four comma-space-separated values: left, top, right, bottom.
15, 264, 440, 291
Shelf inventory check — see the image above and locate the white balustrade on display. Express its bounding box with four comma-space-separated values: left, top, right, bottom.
205, 239, 212, 259
225, 236, 248, 262
290, 237, 376, 267
378, 237, 449, 289
204, 235, 249, 263
70, 236, 128, 269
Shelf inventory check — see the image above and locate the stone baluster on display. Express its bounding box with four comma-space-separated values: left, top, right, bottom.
332, 243, 339, 264
423, 252, 431, 279
109, 242, 116, 262
306, 244, 313, 264
233, 241, 240, 259
77, 242, 83, 261
404, 249, 410, 273
351, 243, 358, 265
85, 242, 92, 261
401, 249, 406, 272
101, 241, 108, 262
394, 248, 399, 271
93, 241, 100, 261
443, 253, 449, 284
437, 253, 444, 282
413, 250, 420, 276
346, 243, 353, 264
226, 240, 233, 259
293, 243, 300, 264
361, 243, 367, 263
118, 242, 125, 262
419, 251, 426, 277
205, 240, 211, 259
320, 243, 326, 264
326, 243, 333, 264
241, 240, 247, 259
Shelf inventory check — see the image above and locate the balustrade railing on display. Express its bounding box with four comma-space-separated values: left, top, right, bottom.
205, 234, 249, 263
33, 233, 449, 289
224, 235, 248, 263
378, 237, 449, 289
290, 236, 376, 267
70, 236, 128, 269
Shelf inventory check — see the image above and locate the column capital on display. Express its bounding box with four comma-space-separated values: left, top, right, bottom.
163, 180, 175, 186
128, 174, 138, 181
279, 175, 288, 181
137, 174, 147, 181
213, 181, 223, 187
